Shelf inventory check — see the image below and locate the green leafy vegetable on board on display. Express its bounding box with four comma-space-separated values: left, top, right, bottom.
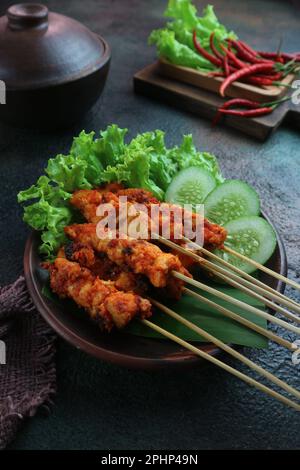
18, 125, 223, 258
149, 1, 237, 70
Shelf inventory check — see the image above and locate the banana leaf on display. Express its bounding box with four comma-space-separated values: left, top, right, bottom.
125, 283, 268, 348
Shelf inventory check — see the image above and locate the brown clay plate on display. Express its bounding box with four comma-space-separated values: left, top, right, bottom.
24, 212, 287, 370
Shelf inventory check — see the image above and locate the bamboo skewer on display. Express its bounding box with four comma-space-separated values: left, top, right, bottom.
159, 236, 300, 334
181, 236, 300, 316
173, 271, 300, 335
202, 261, 300, 323
204, 263, 300, 324
183, 287, 293, 351
223, 245, 300, 293
180, 235, 300, 312
150, 298, 300, 401
141, 319, 300, 411
158, 235, 300, 323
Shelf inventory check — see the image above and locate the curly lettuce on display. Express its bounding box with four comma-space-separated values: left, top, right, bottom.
148, 29, 213, 70
149, 1, 237, 70
18, 125, 223, 258
18, 176, 73, 256
168, 134, 224, 184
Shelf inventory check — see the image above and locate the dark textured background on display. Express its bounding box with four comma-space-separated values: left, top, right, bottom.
1, 0, 300, 450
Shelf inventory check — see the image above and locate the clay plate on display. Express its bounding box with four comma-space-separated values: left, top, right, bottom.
24, 212, 287, 369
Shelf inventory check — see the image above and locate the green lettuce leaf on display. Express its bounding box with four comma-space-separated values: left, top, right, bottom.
46, 130, 105, 192
169, 134, 224, 184
94, 124, 128, 168
71, 130, 104, 186
102, 146, 165, 200
18, 175, 73, 257
128, 130, 178, 191
46, 154, 92, 192
164, 0, 198, 29
149, 1, 237, 69
149, 28, 213, 70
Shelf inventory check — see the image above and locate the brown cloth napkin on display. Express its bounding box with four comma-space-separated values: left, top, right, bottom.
0, 276, 56, 449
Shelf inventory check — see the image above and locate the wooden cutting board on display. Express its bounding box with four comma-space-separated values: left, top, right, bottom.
158, 58, 295, 103
134, 62, 300, 140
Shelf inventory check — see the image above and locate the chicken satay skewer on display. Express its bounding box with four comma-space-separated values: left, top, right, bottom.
64, 224, 191, 292
142, 319, 300, 411
47, 257, 152, 331
71, 188, 300, 314
62, 242, 149, 296
70, 189, 227, 250
66, 242, 293, 350
65, 224, 300, 336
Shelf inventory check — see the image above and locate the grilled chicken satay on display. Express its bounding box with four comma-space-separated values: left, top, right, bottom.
70, 188, 227, 250
47, 257, 152, 331
61, 242, 149, 296
114, 188, 225, 249
98, 182, 124, 193
60, 242, 184, 300
116, 188, 160, 205
64, 224, 191, 290
91, 184, 159, 203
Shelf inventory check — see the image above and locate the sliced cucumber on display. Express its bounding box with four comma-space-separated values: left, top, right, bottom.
204, 180, 260, 225
165, 167, 216, 207
213, 216, 277, 274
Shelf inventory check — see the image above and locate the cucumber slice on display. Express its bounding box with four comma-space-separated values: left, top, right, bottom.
165, 167, 216, 206
204, 180, 260, 225
214, 216, 277, 274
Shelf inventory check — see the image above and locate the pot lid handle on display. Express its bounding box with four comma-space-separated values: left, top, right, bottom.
7, 3, 48, 31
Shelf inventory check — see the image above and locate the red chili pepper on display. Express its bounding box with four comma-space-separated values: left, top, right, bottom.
212, 98, 261, 126
257, 51, 300, 63
229, 40, 273, 65
193, 30, 222, 67
220, 44, 246, 69
273, 56, 284, 64
243, 76, 274, 87
255, 72, 283, 80
219, 98, 261, 108
228, 64, 238, 74
210, 69, 281, 88
220, 63, 276, 96
257, 51, 283, 63
257, 52, 279, 60
223, 54, 230, 76
209, 32, 223, 60
219, 107, 274, 118
238, 40, 258, 57
210, 72, 279, 87
210, 64, 237, 77
230, 40, 290, 68
213, 95, 290, 125
244, 72, 282, 85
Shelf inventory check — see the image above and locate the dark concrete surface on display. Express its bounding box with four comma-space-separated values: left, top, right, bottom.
1, 0, 300, 450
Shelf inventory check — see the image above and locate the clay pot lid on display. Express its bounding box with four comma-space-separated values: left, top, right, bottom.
0, 3, 110, 90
